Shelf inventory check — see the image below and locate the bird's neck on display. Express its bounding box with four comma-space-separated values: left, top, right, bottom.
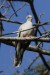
27, 19, 32, 22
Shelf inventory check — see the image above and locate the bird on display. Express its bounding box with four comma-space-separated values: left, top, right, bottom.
14, 15, 36, 67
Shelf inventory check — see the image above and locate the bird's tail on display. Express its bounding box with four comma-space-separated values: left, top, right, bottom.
14, 42, 24, 67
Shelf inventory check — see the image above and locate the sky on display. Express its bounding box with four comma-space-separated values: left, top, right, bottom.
0, 0, 50, 75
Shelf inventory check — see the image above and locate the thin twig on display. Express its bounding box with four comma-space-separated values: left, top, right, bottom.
0, 18, 23, 24
28, 55, 39, 69
0, 17, 50, 26
8, 1, 17, 17
1, 25, 50, 38
9, 3, 26, 19
0, 0, 6, 8
38, 13, 46, 31
3, 5, 10, 16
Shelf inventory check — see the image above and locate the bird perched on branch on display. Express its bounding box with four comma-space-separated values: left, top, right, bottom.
14, 15, 36, 67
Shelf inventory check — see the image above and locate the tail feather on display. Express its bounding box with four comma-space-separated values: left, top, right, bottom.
14, 56, 21, 67
14, 41, 30, 67
14, 49, 24, 67
14, 42, 24, 67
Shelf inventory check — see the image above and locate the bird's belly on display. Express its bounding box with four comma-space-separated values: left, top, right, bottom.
21, 29, 33, 37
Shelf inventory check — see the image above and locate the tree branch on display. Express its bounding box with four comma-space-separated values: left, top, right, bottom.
0, 37, 50, 42
28, 46, 50, 56
0, 0, 6, 8
0, 18, 23, 24
0, 17, 50, 26
1, 40, 50, 56
8, 1, 17, 17
28, 55, 39, 69
9, 3, 26, 19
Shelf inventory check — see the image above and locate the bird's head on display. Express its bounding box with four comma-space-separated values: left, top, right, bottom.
26, 15, 32, 21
